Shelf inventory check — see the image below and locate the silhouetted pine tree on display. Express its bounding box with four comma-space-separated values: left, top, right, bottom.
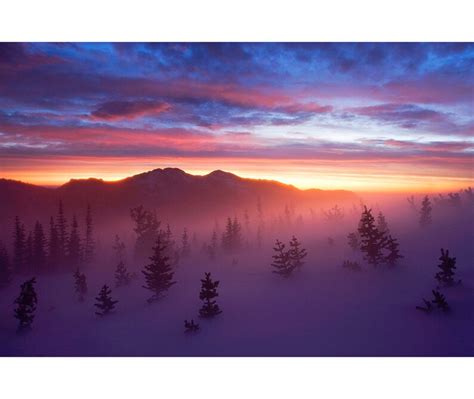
435, 248, 458, 286
431, 289, 449, 312
33, 221, 47, 274
342, 260, 362, 272
0, 241, 12, 287
210, 230, 218, 259
222, 217, 233, 252
376, 212, 389, 234
181, 228, 190, 257
25, 231, 33, 274
12, 216, 26, 274
142, 235, 176, 303
130, 205, 160, 261
56, 200, 68, 262
14, 278, 37, 331
68, 215, 82, 269
73, 268, 87, 302
112, 235, 126, 263
231, 217, 242, 250
115, 261, 131, 287
94, 285, 118, 316
385, 235, 403, 267
271, 239, 293, 277
199, 272, 222, 318
256, 225, 263, 249
416, 297, 433, 313
184, 319, 200, 332
419, 195, 432, 227
83, 204, 94, 264
289, 236, 307, 270
357, 206, 387, 267
48, 216, 60, 272
347, 232, 359, 251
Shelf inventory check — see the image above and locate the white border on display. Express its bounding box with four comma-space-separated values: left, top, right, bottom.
1, 0, 473, 41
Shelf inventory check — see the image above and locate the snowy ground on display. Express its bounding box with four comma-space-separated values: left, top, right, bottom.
1, 202, 473, 356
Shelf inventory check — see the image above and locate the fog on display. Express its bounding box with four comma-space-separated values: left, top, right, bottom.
1, 188, 473, 356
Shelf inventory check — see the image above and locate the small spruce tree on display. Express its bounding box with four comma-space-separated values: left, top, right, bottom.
12, 216, 26, 274
288, 236, 307, 270
84, 204, 95, 264
435, 248, 458, 286
347, 232, 359, 251
48, 217, 60, 272
431, 289, 449, 312
385, 235, 403, 267
181, 228, 190, 257
68, 215, 82, 269
184, 319, 200, 332
271, 239, 293, 277
0, 241, 12, 287
142, 235, 176, 303
73, 268, 87, 302
342, 260, 362, 272
376, 212, 389, 234
33, 221, 47, 274
419, 195, 432, 227
357, 206, 387, 267
94, 285, 118, 316
199, 272, 222, 318
14, 278, 37, 331
115, 261, 132, 287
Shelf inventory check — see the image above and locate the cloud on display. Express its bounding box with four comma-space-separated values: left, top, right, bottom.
90, 100, 171, 121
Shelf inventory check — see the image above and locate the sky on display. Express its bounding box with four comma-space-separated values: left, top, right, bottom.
0, 42, 473, 192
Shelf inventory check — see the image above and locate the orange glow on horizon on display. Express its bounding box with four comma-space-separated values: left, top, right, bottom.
1, 155, 472, 194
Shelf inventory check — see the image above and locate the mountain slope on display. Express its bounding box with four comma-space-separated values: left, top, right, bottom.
0, 168, 357, 228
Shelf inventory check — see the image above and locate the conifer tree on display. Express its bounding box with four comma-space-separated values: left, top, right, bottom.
73, 268, 87, 301
431, 289, 449, 312
199, 272, 222, 318
271, 239, 293, 277
222, 217, 233, 252
0, 241, 12, 287
56, 200, 68, 262
33, 221, 47, 274
231, 217, 242, 250
376, 212, 389, 234
256, 225, 263, 249
25, 231, 33, 274
115, 261, 131, 287
112, 235, 126, 263
142, 235, 176, 303
12, 216, 26, 274
14, 278, 37, 331
130, 205, 160, 261
210, 230, 218, 257
342, 260, 362, 272
347, 232, 359, 251
94, 284, 118, 316
184, 319, 200, 332
435, 248, 458, 286
419, 195, 432, 227
289, 236, 307, 270
68, 215, 82, 269
385, 235, 403, 267
48, 216, 60, 272
416, 290, 450, 313
84, 204, 94, 264
416, 297, 433, 313
357, 206, 387, 267
181, 228, 190, 257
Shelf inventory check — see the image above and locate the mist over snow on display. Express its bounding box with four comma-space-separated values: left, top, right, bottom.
0, 176, 473, 356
